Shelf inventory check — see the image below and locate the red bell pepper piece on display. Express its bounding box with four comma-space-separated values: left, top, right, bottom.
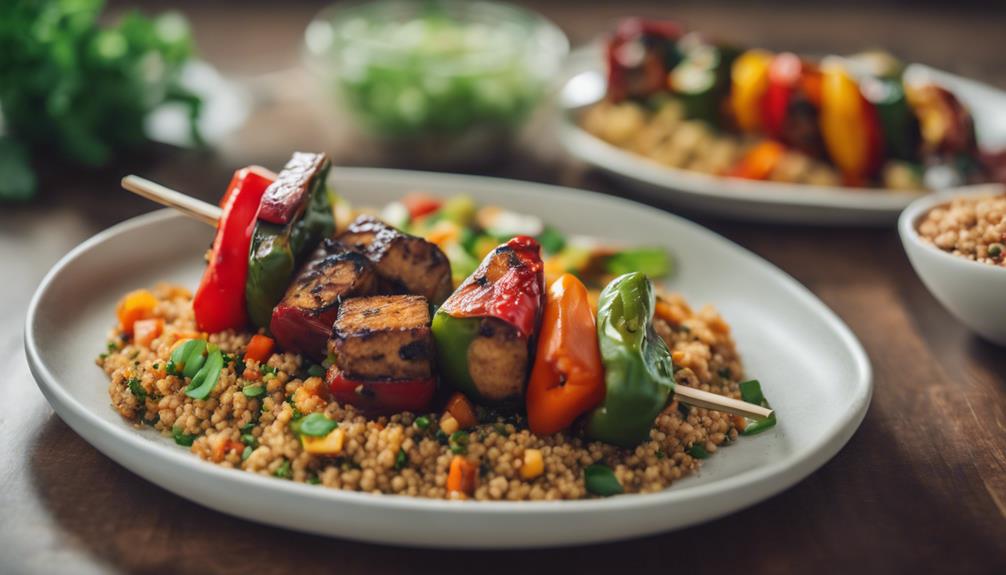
257, 152, 328, 225
401, 192, 443, 220
193, 166, 276, 333
606, 18, 683, 103
439, 236, 544, 338
763, 52, 802, 140
325, 366, 435, 415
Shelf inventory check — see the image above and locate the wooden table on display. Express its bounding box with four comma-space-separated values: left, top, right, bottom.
2, 2, 1004, 573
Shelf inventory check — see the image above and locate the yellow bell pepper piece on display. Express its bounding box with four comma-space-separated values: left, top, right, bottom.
301, 428, 346, 455
731, 50, 773, 132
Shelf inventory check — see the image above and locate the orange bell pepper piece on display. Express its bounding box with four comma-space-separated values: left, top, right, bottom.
133, 318, 164, 348
116, 289, 158, 335
445, 392, 478, 430
731, 50, 773, 133
245, 334, 275, 363
729, 141, 786, 181
447, 456, 477, 498
526, 274, 605, 436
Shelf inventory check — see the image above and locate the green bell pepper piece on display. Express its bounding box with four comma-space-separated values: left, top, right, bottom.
869, 78, 919, 162
430, 312, 482, 400
245, 171, 334, 328
585, 272, 676, 447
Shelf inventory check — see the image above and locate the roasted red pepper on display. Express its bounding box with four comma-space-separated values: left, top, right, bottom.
256, 152, 328, 225
762, 52, 802, 140
325, 366, 435, 415
437, 236, 544, 337
526, 274, 605, 436
193, 166, 276, 333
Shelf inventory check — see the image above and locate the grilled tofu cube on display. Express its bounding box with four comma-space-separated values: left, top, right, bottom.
467, 318, 529, 402
330, 295, 433, 379
338, 216, 453, 304
270, 239, 378, 359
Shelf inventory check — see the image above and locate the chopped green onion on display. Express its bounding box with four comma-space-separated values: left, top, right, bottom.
394, 448, 408, 470
274, 460, 291, 479
242, 384, 265, 398
172, 425, 197, 447
584, 464, 623, 497
449, 430, 469, 454
241, 445, 253, 461
185, 349, 224, 400
241, 434, 257, 447
688, 444, 710, 459
293, 413, 339, 437
413, 415, 431, 430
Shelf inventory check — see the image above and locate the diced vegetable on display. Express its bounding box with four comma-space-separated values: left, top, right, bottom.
445, 393, 478, 430
244, 335, 275, 363
446, 456, 477, 497
133, 318, 164, 348
301, 428, 346, 455
116, 289, 158, 335
292, 412, 339, 437
170, 339, 207, 378
380, 201, 411, 229
185, 348, 224, 400
520, 449, 544, 479
401, 193, 443, 220
688, 444, 710, 459
604, 248, 672, 278
584, 464, 623, 496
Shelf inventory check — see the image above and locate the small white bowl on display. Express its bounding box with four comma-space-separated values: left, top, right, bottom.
899, 186, 1006, 345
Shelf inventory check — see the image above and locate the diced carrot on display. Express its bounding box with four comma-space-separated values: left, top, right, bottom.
133, 318, 164, 348
116, 289, 158, 335
729, 140, 786, 181
245, 334, 275, 363
445, 392, 477, 430
447, 456, 477, 497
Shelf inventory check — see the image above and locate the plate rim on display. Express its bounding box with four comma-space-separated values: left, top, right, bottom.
24, 168, 873, 523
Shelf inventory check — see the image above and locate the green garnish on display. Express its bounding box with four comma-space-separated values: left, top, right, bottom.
126, 378, 145, 402
241, 445, 253, 461
164, 359, 178, 375
274, 460, 292, 479
688, 444, 710, 459
738, 379, 777, 436
259, 364, 277, 376
306, 364, 326, 378
536, 226, 567, 255
394, 448, 408, 470
241, 434, 257, 447
107, 341, 119, 352
448, 430, 469, 454
584, 464, 623, 497
240, 422, 255, 434
413, 416, 431, 430
308, 474, 322, 485
293, 413, 339, 437
605, 248, 672, 278
184, 349, 223, 400
172, 425, 197, 447
242, 385, 265, 398
170, 339, 207, 378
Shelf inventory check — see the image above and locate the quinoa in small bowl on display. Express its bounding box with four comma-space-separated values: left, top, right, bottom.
899, 186, 1006, 345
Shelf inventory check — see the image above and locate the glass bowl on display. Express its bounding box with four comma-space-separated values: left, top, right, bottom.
303, 0, 569, 168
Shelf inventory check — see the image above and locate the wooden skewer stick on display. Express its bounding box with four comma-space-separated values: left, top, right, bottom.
120, 174, 775, 422
122, 175, 222, 227
676, 385, 773, 420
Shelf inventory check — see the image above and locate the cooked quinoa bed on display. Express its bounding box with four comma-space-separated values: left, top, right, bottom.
916, 193, 1006, 267
100, 284, 747, 501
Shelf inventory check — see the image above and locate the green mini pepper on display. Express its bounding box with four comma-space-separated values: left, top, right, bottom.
585, 272, 676, 447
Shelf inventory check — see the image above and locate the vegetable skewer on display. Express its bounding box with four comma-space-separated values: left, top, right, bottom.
119, 174, 774, 422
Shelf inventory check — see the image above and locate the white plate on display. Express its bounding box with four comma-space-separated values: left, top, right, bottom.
557, 44, 1006, 225
25, 169, 871, 548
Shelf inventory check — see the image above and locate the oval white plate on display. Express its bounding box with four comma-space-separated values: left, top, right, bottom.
25, 169, 871, 548
557, 44, 1006, 225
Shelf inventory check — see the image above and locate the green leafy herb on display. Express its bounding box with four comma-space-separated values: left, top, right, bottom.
185, 348, 223, 400
394, 448, 408, 470
172, 425, 197, 447
307, 474, 322, 485
170, 338, 206, 378
241, 445, 253, 461
738, 379, 777, 436
241, 434, 257, 447
292, 413, 339, 437
0, 0, 203, 201
242, 384, 265, 398
126, 378, 146, 402
413, 415, 431, 430
688, 444, 710, 459
584, 464, 623, 497
274, 460, 292, 479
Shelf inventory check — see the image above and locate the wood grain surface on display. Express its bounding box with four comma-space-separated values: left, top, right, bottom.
2, 2, 1004, 574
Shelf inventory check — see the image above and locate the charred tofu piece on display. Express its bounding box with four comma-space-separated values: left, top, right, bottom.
270, 239, 378, 359
329, 295, 433, 379
338, 216, 453, 304
466, 318, 529, 402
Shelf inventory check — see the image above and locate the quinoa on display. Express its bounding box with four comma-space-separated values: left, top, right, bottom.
916, 193, 1006, 267
99, 284, 750, 501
